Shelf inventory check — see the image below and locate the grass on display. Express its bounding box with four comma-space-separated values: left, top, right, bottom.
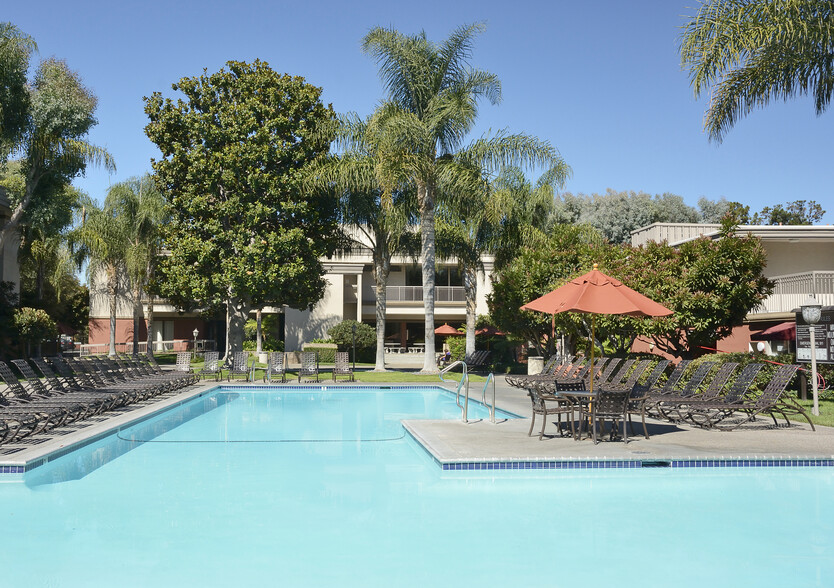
793, 396, 834, 428
190, 358, 487, 384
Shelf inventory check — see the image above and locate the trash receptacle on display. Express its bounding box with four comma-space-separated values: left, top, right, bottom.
528, 356, 544, 375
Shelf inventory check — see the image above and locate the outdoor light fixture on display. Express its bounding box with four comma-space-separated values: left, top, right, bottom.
801, 295, 822, 416
192, 328, 199, 359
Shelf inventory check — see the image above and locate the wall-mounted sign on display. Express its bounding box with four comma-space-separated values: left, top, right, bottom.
795, 307, 834, 364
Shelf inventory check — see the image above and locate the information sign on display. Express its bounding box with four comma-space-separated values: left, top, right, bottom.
795, 308, 834, 364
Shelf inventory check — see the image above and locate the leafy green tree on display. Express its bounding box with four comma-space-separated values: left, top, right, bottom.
552, 189, 700, 244
13, 306, 56, 357
489, 219, 772, 359
144, 60, 339, 359
751, 199, 825, 225
0, 22, 36, 161
488, 224, 607, 356
681, 0, 834, 142
627, 218, 772, 358
363, 23, 569, 371
328, 319, 376, 350
0, 57, 115, 253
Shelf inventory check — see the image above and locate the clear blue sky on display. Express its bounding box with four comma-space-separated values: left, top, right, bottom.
7, 0, 833, 223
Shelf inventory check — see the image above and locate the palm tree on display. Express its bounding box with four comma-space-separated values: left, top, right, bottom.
106, 175, 167, 356
681, 0, 834, 142
437, 165, 563, 356
309, 114, 419, 370
363, 23, 570, 372
75, 195, 128, 356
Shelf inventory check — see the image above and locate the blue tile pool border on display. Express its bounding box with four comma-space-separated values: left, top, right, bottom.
434, 458, 834, 471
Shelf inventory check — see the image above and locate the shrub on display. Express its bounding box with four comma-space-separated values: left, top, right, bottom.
303, 343, 336, 364
14, 307, 57, 355
243, 314, 283, 351
327, 320, 375, 350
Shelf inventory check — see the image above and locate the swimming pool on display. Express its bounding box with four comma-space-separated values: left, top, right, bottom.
1, 385, 831, 587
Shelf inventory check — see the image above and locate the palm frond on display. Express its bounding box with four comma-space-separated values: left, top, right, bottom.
681, 0, 834, 141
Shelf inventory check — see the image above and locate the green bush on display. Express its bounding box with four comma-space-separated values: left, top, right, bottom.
327, 320, 375, 350
14, 307, 57, 354
447, 336, 466, 361
304, 344, 336, 364
243, 314, 283, 351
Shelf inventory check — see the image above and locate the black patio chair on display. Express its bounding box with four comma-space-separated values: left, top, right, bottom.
332, 352, 354, 382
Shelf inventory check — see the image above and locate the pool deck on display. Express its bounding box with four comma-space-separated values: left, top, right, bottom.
1, 374, 832, 473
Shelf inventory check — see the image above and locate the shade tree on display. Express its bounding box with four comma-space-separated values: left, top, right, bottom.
144, 60, 340, 359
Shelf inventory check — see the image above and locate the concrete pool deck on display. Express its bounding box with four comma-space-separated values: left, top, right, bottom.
1, 375, 832, 472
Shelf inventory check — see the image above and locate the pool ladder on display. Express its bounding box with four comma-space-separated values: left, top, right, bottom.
439, 361, 496, 423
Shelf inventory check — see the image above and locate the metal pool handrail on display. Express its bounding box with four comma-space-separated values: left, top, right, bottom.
482, 373, 496, 423
439, 360, 470, 422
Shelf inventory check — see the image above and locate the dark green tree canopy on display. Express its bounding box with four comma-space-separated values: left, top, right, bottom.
144, 59, 340, 317
0, 22, 36, 160
489, 219, 771, 358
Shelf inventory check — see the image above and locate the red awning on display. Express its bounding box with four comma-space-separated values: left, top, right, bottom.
751, 321, 796, 341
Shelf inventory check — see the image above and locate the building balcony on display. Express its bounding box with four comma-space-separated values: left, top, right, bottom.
370, 285, 466, 304
752, 271, 834, 316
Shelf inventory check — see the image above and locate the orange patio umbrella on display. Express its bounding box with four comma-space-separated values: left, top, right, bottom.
434, 324, 462, 336
521, 264, 673, 393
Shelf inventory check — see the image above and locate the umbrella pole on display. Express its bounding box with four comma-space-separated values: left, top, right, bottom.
589, 315, 595, 394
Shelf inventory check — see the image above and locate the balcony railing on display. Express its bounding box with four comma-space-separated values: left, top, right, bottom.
753, 271, 834, 314
79, 339, 216, 356
381, 286, 466, 303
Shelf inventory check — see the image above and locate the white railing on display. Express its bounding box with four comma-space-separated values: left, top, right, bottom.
79, 339, 216, 356
384, 286, 466, 303
754, 271, 834, 314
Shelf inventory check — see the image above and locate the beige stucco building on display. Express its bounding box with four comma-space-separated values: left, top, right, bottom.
87, 237, 495, 354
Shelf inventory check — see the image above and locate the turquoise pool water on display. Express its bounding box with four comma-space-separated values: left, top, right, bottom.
0, 386, 832, 587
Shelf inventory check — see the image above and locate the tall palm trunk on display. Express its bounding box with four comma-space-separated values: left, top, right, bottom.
419, 181, 437, 373
372, 247, 390, 371
132, 281, 144, 356
107, 266, 117, 357
145, 259, 155, 357
463, 263, 477, 357
146, 293, 155, 358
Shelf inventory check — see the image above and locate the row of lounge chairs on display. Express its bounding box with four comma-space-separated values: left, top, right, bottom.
197, 351, 354, 383
507, 357, 813, 442
0, 354, 199, 445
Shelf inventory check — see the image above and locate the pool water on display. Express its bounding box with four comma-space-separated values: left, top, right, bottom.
0, 386, 832, 587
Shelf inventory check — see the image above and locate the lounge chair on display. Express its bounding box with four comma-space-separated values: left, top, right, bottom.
264, 352, 287, 384
227, 351, 250, 382
684, 363, 764, 427
464, 350, 492, 372
198, 351, 221, 381
332, 352, 354, 382
654, 362, 738, 422
298, 352, 319, 382
692, 364, 810, 430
